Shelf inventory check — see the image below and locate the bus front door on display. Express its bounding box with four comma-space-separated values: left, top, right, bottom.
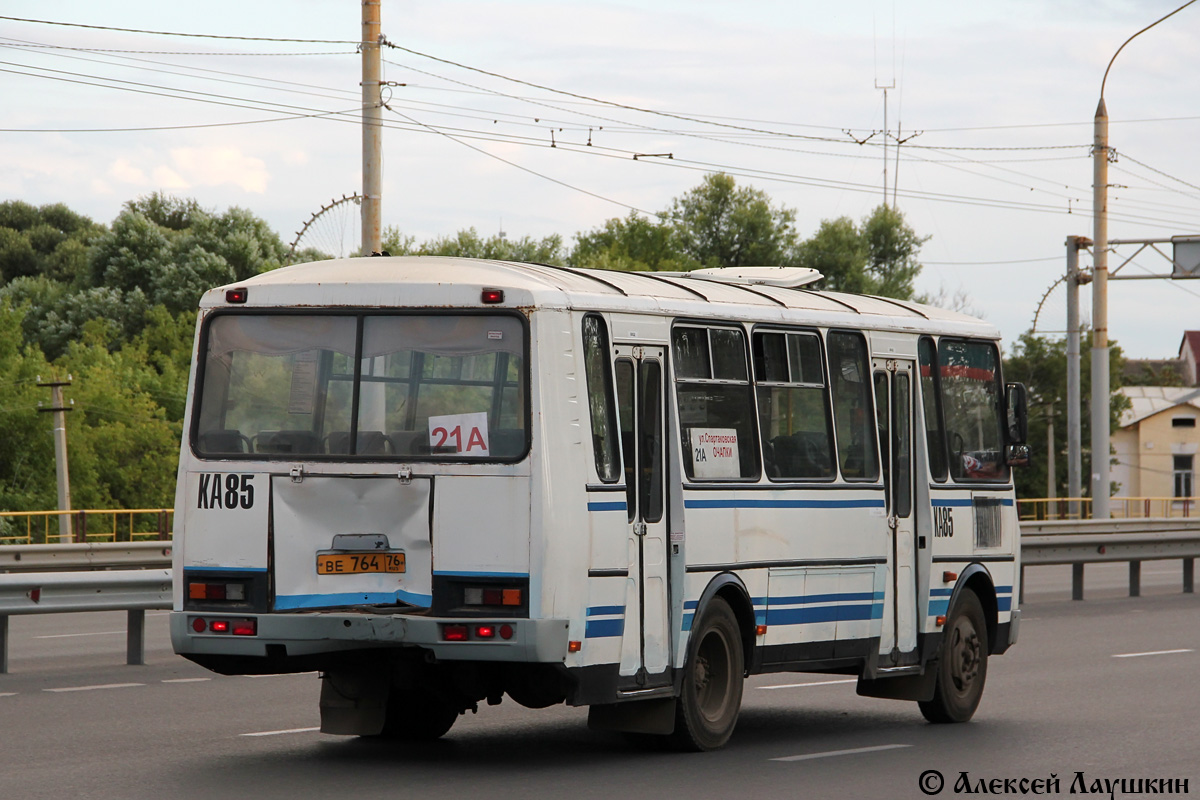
614, 346, 671, 687
874, 359, 919, 662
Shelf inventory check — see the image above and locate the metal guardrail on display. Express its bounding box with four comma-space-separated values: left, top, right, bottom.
1018, 496, 1199, 521
1020, 518, 1199, 601
0, 541, 172, 573
0, 569, 172, 673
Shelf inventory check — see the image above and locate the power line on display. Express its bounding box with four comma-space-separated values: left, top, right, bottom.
0, 40, 353, 56
0, 15, 358, 45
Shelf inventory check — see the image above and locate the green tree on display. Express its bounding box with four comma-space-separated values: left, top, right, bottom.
570, 213, 691, 272
1004, 330, 1130, 500
0, 201, 105, 285
381, 226, 564, 263
668, 173, 798, 268
796, 204, 927, 298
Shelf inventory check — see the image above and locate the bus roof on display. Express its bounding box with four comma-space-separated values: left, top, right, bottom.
202, 256, 1000, 339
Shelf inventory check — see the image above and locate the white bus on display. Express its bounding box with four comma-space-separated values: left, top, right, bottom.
171, 256, 1028, 750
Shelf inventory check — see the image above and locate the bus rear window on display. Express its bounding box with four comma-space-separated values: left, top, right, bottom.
194, 313, 527, 460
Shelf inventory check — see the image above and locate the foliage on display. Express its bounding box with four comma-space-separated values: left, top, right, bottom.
382, 226, 565, 264
796, 204, 926, 298
0, 200, 105, 285
1003, 330, 1130, 499
667, 173, 798, 268
570, 213, 691, 272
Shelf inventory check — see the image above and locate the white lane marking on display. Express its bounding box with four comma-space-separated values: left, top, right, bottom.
245, 672, 318, 679
759, 679, 857, 690
772, 743, 912, 762
44, 683, 145, 693
34, 630, 124, 639
162, 678, 211, 684
0, 692, 17, 698
1113, 648, 1194, 659
240, 727, 321, 737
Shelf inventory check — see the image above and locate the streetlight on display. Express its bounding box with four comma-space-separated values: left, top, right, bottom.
1091, 0, 1197, 520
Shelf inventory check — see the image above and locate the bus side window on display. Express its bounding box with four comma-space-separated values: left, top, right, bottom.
918, 337, 949, 482
673, 325, 760, 481
827, 331, 879, 481
752, 330, 835, 480
615, 360, 636, 521
582, 315, 620, 482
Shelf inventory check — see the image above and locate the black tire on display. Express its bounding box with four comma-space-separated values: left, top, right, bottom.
919, 589, 988, 724
670, 596, 744, 751
378, 688, 459, 741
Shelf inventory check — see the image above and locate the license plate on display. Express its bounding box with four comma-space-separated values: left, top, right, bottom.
316, 552, 406, 575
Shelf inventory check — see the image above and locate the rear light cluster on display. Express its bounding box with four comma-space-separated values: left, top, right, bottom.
463, 587, 522, 607
442, 623, 515, 642
191, 616, 257, 636
188, 581, 246, 602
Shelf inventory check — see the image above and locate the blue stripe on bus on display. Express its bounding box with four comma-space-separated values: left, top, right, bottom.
684, 498, 885, 510
765, 603, 883, 626
587, 501, 627, 512
431, 570, 530, 578
587, 605, 625, 616
930, 498, 1015, 507
274, 588, 432, 610
585, 618, 625, 638
767, 591, 885, 606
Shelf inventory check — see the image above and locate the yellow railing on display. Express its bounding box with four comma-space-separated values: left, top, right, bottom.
0, 509, 174, 545
1018, 497, 1200, 521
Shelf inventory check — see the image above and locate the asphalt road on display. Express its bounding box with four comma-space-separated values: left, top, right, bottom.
1, 562, 1197, 800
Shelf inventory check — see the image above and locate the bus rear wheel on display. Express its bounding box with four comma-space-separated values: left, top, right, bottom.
379, 687, 459, 740
919, 589, 988, 724
670, 596, 744, 751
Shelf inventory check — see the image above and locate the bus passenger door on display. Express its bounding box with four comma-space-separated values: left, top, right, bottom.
614, 345, 671, 687
874, 359, 918, 661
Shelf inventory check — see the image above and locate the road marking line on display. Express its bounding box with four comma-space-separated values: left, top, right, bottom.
1113, 648, 1194, 659
240, 727, 321, 737
759, 679, 857, 690
162, 678, 211, 684
245, 672, 317, 679
34, 631, 124, 639
44, 683, 145, 693
772, 744, 912, 762
0, 692, 17, 698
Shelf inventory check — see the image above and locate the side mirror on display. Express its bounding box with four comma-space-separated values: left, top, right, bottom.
1004, 382, 1028, 445
1005, 443, 1031, 467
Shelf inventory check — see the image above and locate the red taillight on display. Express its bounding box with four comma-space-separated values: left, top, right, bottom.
188, 581, 246, 601
443, 624, 469, 641
226, 288, 248, 304
232, 619, 257, 636
481, 288, 504, 304
209, 620, 230, 633
192, 617, 207, 633
475, 625, 495, 639
499, 624, 514, 640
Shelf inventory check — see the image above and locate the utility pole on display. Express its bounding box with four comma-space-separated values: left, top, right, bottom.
1066, 236, 1089, 519
1047, 401, 1057, 501
37, 375, 73, 544
1091, 97, 1110, 520
361, 0, 383, 256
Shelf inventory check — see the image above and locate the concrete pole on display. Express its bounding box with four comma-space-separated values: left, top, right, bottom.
1047, 401, 1056, 501
37, 378, 73, 543
1066, 237, 1087, 517
1091, 99, 1110, 520
361, 0, 382, 256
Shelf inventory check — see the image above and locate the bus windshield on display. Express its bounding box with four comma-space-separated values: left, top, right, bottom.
193, 312, 527, 460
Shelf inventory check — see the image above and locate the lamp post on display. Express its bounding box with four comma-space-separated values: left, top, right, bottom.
1090, 0, 1197, 520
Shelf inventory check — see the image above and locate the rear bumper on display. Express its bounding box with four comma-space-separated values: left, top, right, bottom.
170, 611, 570, 664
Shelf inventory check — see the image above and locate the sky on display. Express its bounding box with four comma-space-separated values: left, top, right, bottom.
2, 1, 1199, 358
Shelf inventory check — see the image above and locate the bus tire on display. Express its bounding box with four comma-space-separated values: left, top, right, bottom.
919, 589, 988, 724
379, 688, 459, 741
670, 596, 744, 751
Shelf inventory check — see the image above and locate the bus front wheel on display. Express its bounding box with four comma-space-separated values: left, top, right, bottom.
919, 589, 988, 724
670, 596, 744, 751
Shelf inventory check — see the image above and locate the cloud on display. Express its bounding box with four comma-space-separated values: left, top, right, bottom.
169, 146, 270, 193
109, 158, 147, 185
152, 165, 190, 190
